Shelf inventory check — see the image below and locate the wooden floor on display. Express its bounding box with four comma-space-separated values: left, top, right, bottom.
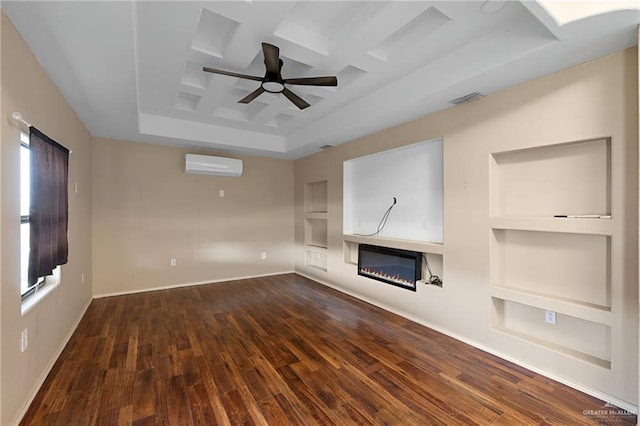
21, 274, 635, 425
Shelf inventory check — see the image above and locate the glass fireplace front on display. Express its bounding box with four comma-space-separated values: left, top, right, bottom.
357, 244, 422, 291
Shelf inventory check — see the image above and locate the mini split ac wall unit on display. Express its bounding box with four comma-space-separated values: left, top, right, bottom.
185, 154, 243, 177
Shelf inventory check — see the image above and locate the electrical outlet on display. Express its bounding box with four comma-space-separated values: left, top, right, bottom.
170, 258, 176, 267
261, 252, 267, 260
21, 329, 28, 352
219, 189, 225, 198
544, 310, 557, 324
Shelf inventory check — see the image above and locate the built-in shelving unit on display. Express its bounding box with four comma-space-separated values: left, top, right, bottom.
303, 181, 328, 271
341, 139, 445, 287
489, 138, 613, 368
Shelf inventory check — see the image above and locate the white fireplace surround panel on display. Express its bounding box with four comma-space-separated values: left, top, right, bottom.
343, 137, 444, 243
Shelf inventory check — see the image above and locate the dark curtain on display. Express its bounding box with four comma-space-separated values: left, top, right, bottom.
28, 127, 70, 286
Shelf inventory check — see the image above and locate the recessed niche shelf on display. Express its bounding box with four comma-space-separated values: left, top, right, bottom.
305, 247, 327, 272
490, 138, 610, 218
489, 137, 615, 369
492, 297, 611, 369
305, 219, 328, 249
305, 180, 327, 213
343, 240, 358, 265
490, 229, 611, 308
303, 180, 328, 272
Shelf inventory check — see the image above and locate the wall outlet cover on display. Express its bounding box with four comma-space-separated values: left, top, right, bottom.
21, 329, 28, 352
545, 310, 557, 324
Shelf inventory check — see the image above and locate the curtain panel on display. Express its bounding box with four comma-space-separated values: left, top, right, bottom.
28, 127, 69, 286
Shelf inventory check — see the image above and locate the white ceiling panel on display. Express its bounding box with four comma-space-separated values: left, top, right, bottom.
2, 1, 638, 159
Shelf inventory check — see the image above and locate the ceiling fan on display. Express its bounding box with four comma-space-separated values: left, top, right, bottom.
203, 42, 338, 110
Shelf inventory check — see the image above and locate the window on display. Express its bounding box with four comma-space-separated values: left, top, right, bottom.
20, 131, 59, 300
20, 133, 32, 297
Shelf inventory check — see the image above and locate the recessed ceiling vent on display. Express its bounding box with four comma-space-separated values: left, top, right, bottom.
320, 144, 334, 150
450, 92, 484, 105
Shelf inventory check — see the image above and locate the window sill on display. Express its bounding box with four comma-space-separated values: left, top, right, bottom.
21, 280, 59, 316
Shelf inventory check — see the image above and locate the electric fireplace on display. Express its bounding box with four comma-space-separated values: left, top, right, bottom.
357, 244, 422, 291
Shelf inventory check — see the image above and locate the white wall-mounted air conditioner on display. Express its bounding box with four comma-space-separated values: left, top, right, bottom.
185, 154, 243, 177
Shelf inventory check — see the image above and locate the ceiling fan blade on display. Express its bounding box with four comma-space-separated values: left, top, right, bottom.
282, 88, 310, 110
262, 43, 281, 74
238, 87, 265, 104
202, 67, 262, 82
283, 76, 338, 86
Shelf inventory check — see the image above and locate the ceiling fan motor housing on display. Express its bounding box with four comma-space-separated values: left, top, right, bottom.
262, 59, 285, 93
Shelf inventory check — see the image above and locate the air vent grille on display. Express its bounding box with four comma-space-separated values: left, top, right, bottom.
450, 92, 484, 105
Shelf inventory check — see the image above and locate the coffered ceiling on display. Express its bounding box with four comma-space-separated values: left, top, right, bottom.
3, 1, 639, 159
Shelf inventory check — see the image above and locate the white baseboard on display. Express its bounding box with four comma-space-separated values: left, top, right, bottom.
93, 270, 296, 299
294, 271, 638, 415
12, 298, 93, 426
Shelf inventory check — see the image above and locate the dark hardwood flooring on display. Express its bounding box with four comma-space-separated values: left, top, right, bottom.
21, 273, 635, 425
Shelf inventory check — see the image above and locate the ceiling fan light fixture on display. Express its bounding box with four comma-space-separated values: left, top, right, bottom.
262, 81, 285, 93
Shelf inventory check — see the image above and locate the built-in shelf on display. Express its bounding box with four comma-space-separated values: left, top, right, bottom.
343, 234, 444, 254
489, 138, 614, 368
304, 180, 328, 272
304, 246, 327, 272
490, 229, 610, 308
305, 243, 327, 250
304, 180, 328, 214
492, 323, 611, 370
305, 212, 327, 220
343, 240, 358, 265
490, 138, 610, 217
492, 296, 611, 369
305, 219, 327, 249
489, 216, 614, 236
490, 286, 612, 325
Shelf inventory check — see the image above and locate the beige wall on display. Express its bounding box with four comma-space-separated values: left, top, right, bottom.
92, 138, 295, 296
295, 49, 639, 406
1, 12, 93, 425
0, 4, 637, 421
